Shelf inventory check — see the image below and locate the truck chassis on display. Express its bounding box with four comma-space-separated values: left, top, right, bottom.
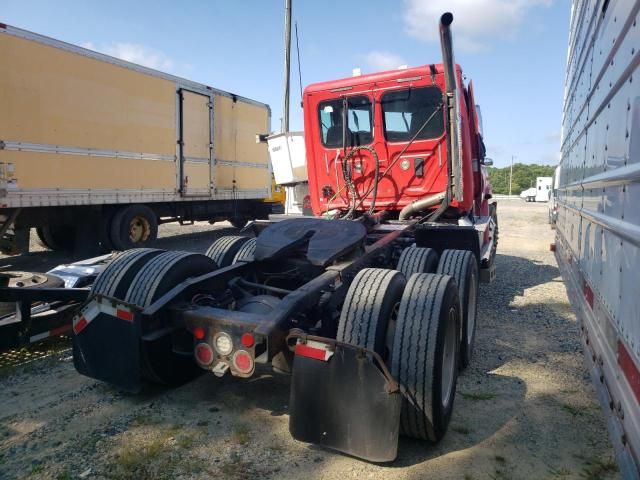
66, 211, 496, 461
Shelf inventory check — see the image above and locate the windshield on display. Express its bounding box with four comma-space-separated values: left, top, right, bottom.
381, 87, 444, 142
318, 95, 373, 148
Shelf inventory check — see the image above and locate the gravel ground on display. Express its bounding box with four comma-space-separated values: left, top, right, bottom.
0, 203, 620, 480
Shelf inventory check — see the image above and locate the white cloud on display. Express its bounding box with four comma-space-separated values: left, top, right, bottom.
403, 0, 553, 52
363, 51, 408, 72
82, 41, 174, 72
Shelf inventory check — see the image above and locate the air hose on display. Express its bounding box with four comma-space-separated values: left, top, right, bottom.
340, 145, 380, 218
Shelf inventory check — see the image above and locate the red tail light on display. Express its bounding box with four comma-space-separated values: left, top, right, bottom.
195, 343, 214, 365
232, 350, 254, 374
193, 326, 206, 340
241, 332, 255, 348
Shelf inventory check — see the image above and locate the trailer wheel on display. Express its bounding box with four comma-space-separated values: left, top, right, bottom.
232, 237, 257, 263
391, 273, 460, 442
437, 250, 478, 369
337, 268, 406, 357
38, 226, 75, 251
90, 248, 164, 298
124, 251, 218, 385
396, 247, 439, 277
110, 205, 158, 251
205, 236, 251, 268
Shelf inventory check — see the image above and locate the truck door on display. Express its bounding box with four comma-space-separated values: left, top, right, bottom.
178, 89, 213, 196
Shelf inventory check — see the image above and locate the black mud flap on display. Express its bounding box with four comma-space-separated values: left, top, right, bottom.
72, 297, 142, 393
288, 335, 401, 462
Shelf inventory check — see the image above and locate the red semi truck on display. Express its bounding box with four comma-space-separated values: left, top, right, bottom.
2, 13, 497, 461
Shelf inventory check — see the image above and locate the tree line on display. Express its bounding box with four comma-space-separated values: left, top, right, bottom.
487, 163, 556, 195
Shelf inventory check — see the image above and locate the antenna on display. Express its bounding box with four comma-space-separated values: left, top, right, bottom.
295, 21, 303, 107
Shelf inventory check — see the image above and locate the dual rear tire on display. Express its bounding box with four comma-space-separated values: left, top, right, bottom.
337, 267, 461, 443
90, 248, 218, 386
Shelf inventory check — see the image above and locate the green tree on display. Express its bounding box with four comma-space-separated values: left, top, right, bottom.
487, 163, 555, 195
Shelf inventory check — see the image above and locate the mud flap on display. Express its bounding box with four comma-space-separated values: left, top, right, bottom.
289, 336, 401, 462
72, 297, 142, 393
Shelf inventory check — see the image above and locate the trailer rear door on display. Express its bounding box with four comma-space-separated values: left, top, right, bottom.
178, 89, 213, 196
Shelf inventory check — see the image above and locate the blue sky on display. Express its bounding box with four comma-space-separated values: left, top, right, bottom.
3, 0, 570, 168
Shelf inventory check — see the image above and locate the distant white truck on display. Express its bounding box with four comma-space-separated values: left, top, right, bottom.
520, 176, 552, 202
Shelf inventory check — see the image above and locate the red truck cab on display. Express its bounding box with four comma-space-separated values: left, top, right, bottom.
303, 64, 491, 219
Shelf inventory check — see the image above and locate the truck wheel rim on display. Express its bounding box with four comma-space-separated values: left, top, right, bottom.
442, 307, 457, 408
467, 272, 477, 345
129, 216, 151, 244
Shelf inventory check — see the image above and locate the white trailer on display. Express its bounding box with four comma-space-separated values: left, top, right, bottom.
556, 0, 640, 476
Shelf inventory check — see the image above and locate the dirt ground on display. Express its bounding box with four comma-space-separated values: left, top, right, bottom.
0, 202, 620, 480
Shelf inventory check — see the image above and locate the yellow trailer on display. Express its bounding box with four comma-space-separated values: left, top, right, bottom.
0, 22, 280, 253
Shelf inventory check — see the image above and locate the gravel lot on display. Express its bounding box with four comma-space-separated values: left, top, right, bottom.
0, 203, 619, 480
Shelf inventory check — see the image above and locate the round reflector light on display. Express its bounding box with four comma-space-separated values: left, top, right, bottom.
241, 332, 255, 348
214, 332, 233, 356
195, 343, 213, 365
233, 350, 254, 374
400, 159, 411, 171
193, 326, 206, 340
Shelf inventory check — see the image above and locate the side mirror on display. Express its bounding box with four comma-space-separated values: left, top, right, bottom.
483, 158, 493, 166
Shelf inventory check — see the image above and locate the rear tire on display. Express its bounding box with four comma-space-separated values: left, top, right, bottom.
337, 268, 405, 357
437, 250, 478, 369
232, 237, 257, 263
110, 205, 158, 251
90, 248, 164, 298
391, 273, 460, 442
396, 247, 438, 277
124, 251, 218, 385
205, 236, 251, 268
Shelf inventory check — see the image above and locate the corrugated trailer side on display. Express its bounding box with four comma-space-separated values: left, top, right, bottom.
0, 23, 277, 253
556, 0, 640, 476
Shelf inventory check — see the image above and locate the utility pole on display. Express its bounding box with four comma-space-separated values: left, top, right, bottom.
509, 155, 516, 196
282, 0, 292, 133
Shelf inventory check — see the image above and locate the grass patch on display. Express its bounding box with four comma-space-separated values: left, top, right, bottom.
113, 426, 182, 479
56, 470, 72, 480
29, 464, 44, 476
460, 391, 496, 401
548, 465, 572, 477
220, 459, 253, 479
580, 457, 618, 480
231, 422, 251, 445
452, 425, 471, 435
561, 404, 584, 417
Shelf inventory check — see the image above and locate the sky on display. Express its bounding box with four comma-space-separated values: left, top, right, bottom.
3, 0, 571, 168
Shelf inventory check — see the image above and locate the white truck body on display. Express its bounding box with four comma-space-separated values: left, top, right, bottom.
535, 176, 552, 202
557, 0, 640, 476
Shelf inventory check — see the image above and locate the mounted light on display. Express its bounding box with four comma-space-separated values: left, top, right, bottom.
241, 332, 255, 348
400, 159, 411, 171
193, 326, 206, 340
195, 343, 214, 365
214, 332, 233, 356
233, 350, 254, 374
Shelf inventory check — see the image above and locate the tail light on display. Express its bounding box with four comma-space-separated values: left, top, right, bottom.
195, 343, 214, 365
193, 326, 206, 340
232, 350, 254, 374
214, 332, 233, 356
241, 332, 255, 348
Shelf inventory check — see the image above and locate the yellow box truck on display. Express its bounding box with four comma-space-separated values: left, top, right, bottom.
0, 22, 280, 253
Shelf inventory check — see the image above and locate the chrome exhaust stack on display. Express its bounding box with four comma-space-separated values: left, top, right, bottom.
439, 12, 463, 202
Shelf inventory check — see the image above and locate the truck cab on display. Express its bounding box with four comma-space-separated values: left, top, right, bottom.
302, 64, 492, 219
